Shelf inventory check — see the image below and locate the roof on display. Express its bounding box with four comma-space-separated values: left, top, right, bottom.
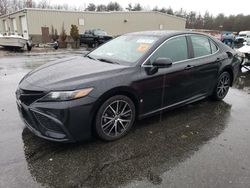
0, 8, 186, 21
128, 30, 181, 36
127, 30, 200, 37
125, 30, 216, 42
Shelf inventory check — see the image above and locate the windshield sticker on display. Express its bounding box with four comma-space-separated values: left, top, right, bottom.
136, 39, 155, 44
136, 44, 150, 52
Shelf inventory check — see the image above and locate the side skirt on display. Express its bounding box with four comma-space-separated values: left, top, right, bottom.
138, 94, 207, 119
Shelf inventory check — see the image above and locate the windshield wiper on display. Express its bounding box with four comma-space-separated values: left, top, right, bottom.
97, 58, 119, 64
85, 54, 97, 61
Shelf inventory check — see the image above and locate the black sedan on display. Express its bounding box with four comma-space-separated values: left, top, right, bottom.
16, 31, 241, 142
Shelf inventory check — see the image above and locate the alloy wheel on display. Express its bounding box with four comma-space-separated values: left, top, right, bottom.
217, 73, 230, 98
101, 100, 132, 137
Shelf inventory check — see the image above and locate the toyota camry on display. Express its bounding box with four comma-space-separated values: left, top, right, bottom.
16, 31, 241, 142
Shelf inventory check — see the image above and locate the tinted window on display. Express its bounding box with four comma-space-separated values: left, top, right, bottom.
149, 36, 188, 64
94, 30, 107, 36
210, 40, 218, 53
191, 35, 211, 57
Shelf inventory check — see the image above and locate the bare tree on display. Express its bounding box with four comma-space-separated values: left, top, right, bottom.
0, 0, 9, 15
8, 0, 19, 12
96, 4, 106, 12
174, 8, 187, 18
25, 0, 32, 8
126, 3, 132, 11
166, 7, 174, 15
152, 6, 159, 11
132, 3, 142, 11
62, 4, 69, 10
37, 0, 50, 9
203, 11, 214, 29
106, 2, 122, 11
86, 3, 96, 11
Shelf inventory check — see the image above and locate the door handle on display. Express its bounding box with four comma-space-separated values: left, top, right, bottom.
184, 65, 194, 70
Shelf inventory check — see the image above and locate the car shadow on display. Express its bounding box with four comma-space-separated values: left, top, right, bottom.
22, 99, 231, 188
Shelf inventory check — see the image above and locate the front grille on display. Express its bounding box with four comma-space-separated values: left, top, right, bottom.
17, 89, 46, 106
34, 113, 63, 133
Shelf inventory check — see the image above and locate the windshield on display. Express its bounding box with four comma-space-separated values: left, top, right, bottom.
88, 35, 160, 64
239, 34, 247, 37
94, 30, 107, 36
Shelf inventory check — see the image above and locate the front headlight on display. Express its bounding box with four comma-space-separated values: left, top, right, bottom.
39, 88, 93, 102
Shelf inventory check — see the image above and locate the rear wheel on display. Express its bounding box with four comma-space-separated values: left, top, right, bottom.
212, 71, 231, 100
95, 95, 135, 141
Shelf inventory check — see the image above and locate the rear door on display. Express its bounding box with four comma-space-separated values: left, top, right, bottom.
187, 35, 222, 96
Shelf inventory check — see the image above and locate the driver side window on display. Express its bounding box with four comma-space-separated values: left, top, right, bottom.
149, 36, 188, 64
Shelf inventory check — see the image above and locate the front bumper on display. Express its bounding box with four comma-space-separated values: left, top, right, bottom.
17, 95, 96, 142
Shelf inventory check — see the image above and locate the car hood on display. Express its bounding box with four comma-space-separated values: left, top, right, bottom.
19, 56, 129, 91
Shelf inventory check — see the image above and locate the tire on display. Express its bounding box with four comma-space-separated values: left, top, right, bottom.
54, 43, 59, 50
92, 41, 98, 48
212, 71, 231, 100
95, 95, 136, 141
26, 43, 32, 51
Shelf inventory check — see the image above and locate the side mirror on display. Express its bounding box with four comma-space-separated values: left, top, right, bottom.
145, 57, 173, 75
153, 58, 173, 68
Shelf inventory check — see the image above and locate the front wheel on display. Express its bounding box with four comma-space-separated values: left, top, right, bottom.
26, 43, 32, 51
91, 41, 98, 48
95, 95, 136, 141
212, 72, 231, 100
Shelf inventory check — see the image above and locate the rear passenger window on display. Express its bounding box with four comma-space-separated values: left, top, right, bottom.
191, 35, 211, 57
149, 36, 188, 64
210, 40, 218, 53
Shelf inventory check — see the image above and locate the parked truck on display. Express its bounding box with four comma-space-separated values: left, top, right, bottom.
235, 31, 250, 48
80, 29, 113, 48
238, 31, 250, 41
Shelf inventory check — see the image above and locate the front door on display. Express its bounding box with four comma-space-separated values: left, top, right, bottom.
138, 35, 196, 116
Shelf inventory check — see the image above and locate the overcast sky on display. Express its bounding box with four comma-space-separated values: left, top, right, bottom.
47, 0, 249, 16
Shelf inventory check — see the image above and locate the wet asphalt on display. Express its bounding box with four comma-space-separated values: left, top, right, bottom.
0, 51, 250, 188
